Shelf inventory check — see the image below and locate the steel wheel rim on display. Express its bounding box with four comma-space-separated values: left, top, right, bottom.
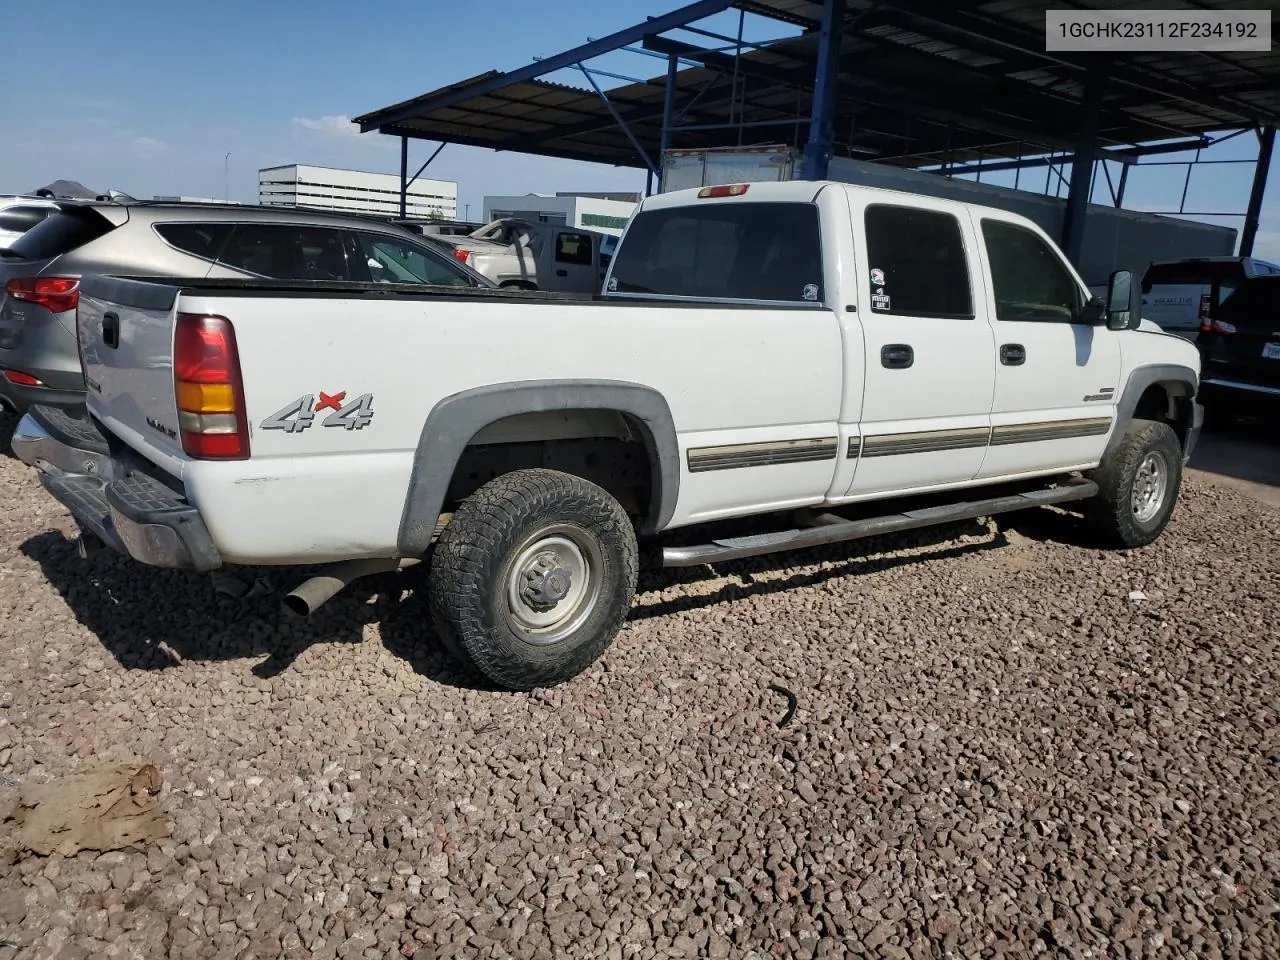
502, 524, 603, 646
1131, 451, 1169, 524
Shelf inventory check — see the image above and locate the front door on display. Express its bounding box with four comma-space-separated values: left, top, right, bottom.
844, 199, 997, 498
971, 213, 1122, 480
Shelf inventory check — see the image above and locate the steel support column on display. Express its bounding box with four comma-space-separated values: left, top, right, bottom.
1114, 162, 1129, 208
398, 136, 409, 219
1240, 125, 1276, 257
657, 53, 679, 192
1061, 63, 1108, 267
801, 0, 847, 180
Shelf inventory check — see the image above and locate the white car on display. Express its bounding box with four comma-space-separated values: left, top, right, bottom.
15, 179, 1203, 691
0, 196, 60, 248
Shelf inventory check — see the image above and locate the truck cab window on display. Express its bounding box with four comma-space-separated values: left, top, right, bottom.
981, 219, 1084, 323
608, 202, 823, 303
554, 232, 594, 266
863, 204, 973, 319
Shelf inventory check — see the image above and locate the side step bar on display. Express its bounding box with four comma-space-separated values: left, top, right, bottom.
661, 477, 1098, 568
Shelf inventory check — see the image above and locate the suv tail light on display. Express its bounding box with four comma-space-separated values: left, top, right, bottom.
1198, 293, 1213, 331
4, 277, 80, 313
174, 313, 249, 460
451, 248, 472, 265
2, 369, 43, 387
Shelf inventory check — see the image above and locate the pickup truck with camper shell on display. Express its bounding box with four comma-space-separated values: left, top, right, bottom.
14, 179, 1204, 691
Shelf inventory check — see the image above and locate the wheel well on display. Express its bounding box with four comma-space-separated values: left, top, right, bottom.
1133, 381, 1195, 450
443, 409, 655, 523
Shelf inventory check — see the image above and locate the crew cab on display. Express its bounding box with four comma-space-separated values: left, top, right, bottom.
14, 180, 1203, 691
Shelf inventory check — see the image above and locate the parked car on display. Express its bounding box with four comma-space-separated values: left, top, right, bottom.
1196, 274, 1280, 419
1140, 255, 1280, 341
0, 200, 494, 412
15, 179, 1201, 691
440, 218, 618, 293
0, 196, 61, 249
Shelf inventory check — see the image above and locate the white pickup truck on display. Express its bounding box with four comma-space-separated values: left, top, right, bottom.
14, 180, 1203, 691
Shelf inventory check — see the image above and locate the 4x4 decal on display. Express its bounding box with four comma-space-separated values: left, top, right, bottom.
261, 391, 375, 433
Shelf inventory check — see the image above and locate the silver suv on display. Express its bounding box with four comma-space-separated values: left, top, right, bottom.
0, 201, 494, 412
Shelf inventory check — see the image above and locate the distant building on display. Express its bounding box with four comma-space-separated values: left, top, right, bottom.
258, 164, 457, 220
482, 192, 637, 235
153, 195, 237, 204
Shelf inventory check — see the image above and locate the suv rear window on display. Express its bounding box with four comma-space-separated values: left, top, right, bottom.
213, 224, 352, 280
608, 201, 824, 303
1, 208, 117, 261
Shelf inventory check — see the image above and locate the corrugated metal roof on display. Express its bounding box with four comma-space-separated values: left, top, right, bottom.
355, 0, 1280, 171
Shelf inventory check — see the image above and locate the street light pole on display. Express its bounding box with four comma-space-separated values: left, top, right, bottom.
224, 152, 232, 202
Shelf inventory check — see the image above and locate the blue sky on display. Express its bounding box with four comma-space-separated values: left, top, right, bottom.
1, 0, 1275, 258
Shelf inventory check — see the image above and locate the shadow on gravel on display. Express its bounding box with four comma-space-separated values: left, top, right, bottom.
0, 408, 19, 460
19, 531, 499, 692
632, 518, 1017, 621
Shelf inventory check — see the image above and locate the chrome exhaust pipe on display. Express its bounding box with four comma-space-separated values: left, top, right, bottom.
282, 557, 419, 617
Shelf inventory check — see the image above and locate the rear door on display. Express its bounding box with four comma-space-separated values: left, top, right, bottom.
1202, 278, 1280, 392
843, 198, 996, 497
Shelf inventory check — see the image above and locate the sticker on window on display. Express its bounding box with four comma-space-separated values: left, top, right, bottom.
606, 276, 618, 292
871, 294, 891, 311
802, 283, 820, 301
870, 267, 886, 286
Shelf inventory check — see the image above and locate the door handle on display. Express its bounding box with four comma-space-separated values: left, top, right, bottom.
1000, 343, 1026, 366
555, 268, 568, 277
102, 311, 120, 350
881, 344, 914, 369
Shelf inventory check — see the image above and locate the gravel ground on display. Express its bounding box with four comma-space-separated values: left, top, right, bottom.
1, 408, 1277, 960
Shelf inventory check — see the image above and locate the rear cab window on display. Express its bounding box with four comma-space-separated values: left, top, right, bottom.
1, 207, 118, 261
607, 201, 824, 303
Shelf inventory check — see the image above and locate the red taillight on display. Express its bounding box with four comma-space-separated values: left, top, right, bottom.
1209, 318, 1237, 335
173, 313, 249, 460
2, 369, 43, 386
4, 277, 80, 313
1198, 293, 1213, 331
451, 248, 472, 265
697, 184, 750, 198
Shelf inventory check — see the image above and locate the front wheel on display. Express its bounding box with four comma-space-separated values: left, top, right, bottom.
1085, 418, 1183, 548
426, 468, 638, 690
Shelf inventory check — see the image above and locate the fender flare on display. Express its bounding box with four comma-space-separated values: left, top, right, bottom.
1104, 363, 1199, 460
397, 379, 681, 555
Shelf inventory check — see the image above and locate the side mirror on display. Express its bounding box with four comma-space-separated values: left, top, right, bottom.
1105, 269, 1141, 331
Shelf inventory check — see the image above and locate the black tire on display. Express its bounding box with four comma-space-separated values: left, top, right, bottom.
426, 468, 638, 690
1085, 418, 1183, 549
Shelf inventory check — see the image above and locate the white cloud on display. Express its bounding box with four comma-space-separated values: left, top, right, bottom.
131, 136, 167, 159
292, 115, 362, 139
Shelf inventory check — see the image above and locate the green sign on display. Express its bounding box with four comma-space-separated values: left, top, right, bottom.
581, 213, 630, 230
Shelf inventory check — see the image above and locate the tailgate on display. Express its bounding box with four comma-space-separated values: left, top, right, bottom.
77, 275, 187, 469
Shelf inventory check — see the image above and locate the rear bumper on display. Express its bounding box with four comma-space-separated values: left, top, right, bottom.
12, 405, 221, 571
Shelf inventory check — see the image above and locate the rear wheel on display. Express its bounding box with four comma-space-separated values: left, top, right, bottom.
1085, 418, 1183, 548
427, 468, 638, 690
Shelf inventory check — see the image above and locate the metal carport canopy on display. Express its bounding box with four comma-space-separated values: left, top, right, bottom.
354, 0, 1280, 256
